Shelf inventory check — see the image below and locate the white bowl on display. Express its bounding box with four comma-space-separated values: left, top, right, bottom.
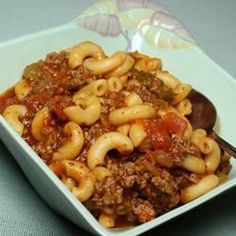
0, 1, 235, 235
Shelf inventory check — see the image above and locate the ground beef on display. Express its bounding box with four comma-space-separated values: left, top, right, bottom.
169, 134, 201, 157
45, 52, 98, 92
170, 169, 202, 189
109, 161, 139, 188
149, 169, 179, 208
108, 159, 152, 189
48, 95, 72, 120
124, 197, 156, 223
126, 69, 174, 108
138, 136, 154, 152
45, 51, 68, 66
127, 82, 168, 110
92, 176, 124, 207
139, 134, 200, 168
30, 118, 62, 163
90, 156, 180, 222
32, 141, 57, 162
148, 150, 175, 168
65, 66, 98, 91
76, 121, 114, 162
83, 122, 114, 145
100, 92, 126, 114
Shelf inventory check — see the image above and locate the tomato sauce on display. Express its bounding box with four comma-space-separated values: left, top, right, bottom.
0, 48, 229, 228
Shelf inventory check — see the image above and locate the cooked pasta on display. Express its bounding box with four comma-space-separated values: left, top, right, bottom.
0, 41, 231, 229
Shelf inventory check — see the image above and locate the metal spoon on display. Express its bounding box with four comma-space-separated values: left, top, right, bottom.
187, 89, 236, 158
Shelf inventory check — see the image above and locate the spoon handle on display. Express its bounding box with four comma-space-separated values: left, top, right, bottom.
212, 131, 236, 158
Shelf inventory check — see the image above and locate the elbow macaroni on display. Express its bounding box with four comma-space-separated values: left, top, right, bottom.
73, 79, 108, 100
1, 41, 230, 228
129, 122, 147, 147
68, 41, 105, 69
109, 104, 156, 126
171, 84, 192, 105
83, 51, 126, 74
176, 98, 192, 116
181, 175, 219, 203
181, 155, 206, 175
62, 176, 76, 192
98, 212, 116, 228
64, 95, 101, 126
134, 57, 162, 72
124, 92, 143, 107
62, 160, 95, 202
87, 132, 134, 169
199, 137, 221, 173
107, 76, 123, 92
92, 166, 111, 182
191, 128, 207, 147
105, 54, 135, 77
31, 107, 50, 141
14, 79, 31, 101
3, 104, 27, 135
155, 70, 180, 89
116, 124, 131, 136
53, 122, 84, 161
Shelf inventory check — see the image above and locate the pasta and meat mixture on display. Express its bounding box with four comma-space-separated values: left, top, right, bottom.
0, 41, 231, 228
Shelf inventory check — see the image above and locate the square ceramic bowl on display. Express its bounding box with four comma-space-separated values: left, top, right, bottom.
0, 1, 236, 235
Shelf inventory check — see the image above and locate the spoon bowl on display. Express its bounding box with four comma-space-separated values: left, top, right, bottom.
187, 89, 217, 134
187, 89, 236, 158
